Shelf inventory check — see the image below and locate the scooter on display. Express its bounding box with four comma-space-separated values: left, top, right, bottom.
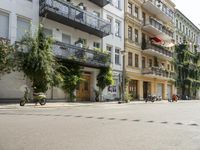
20, 88, 46, 106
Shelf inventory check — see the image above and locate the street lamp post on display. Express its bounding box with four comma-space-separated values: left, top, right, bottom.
120, 50, 126, 103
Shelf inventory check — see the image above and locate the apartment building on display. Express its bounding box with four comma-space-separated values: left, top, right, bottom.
124, 0, 176, 100
0, 0, 39, 101
0, 0, 125, 102
102, 0, 124, 100
174, 9, 200, 99
175, 9, 200, 50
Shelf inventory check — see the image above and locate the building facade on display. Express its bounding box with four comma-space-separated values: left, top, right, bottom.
101, 0, 124, 100
124, 0, 176, 100
0, 0, 123, 102
0, 0, 39, 102
174, 9, 200, 99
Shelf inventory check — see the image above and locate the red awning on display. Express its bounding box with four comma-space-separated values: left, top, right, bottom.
151, 37, 162, 43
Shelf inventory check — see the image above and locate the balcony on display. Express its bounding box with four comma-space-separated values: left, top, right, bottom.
142, 67, 175, 79
89, 0, 110, 7
143, 18, 173, 41
53, 41, 110, 68
142, 0, 174, 23
142, 42, 173, 61
39, 0, 111, 38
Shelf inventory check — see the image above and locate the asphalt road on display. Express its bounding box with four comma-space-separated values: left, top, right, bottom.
0, 101, 200, 150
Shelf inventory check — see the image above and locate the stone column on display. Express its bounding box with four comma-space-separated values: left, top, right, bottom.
163, 81, 168, 100
138, 80, 143, 100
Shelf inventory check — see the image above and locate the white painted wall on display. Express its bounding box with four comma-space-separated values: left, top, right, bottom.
0, 0, 39, 100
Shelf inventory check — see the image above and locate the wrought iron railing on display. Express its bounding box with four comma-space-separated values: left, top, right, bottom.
39, 0, 111, 35
145, 18, 173, 38
142, 67, 175, 78
53, 41, 110, 67
143, 0, 174, 20
143, 42, 173, 58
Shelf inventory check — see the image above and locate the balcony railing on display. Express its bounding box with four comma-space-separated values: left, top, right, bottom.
89, 0, 110, 7
149, 18, 173, 38
143, 42, 173, 58
39, 0, 111, 38
53, 41, 110, 68
142, 67, 175, 79
143, 0, 174, 22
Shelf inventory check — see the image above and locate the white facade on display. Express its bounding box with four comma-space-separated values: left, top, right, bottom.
102, 0, 124, 100
0, 0, 39, 101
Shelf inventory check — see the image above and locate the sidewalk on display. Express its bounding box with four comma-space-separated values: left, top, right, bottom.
0, 100, 199, 110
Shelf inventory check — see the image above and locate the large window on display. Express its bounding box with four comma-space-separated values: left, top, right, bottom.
114, 0, 120, 9
142, 57, 146, 69
0, 12, 9, 39
135, 29, 139, 43
115, 21, 121, 37
135, 54, 139, 67
128, 26, 132, 40
115, 48, 120, 65
128, 2, 132, 14
62, 33, 71, 44
128, 52, 133, 66
17, 17, 31, 41
106, 45, 112, 63
149, 59, 152, 67
134, 6, 139, 18
43, 28, 52, 37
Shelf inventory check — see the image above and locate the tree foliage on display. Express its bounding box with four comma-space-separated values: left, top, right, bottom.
17, 26, 61, 93
0, 39, 15, 76
59, 60, 82, 101
175, 42, 200, 99
97, 67, 113, 91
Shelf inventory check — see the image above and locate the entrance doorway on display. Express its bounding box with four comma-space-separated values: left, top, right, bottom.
76, 75, 91, 101
143, 82, 151, 98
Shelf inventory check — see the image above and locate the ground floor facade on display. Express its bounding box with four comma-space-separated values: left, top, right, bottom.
0, 68, 122, 103
126, 72, 176, 100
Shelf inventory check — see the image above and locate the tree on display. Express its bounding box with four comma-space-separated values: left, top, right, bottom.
17, 25, 61, 93
96, 67, 113, 101
175, 43, 200, 99
58, 60, 82, 101
0, 38, 15, 76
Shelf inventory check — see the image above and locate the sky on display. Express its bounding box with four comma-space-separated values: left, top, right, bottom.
172, 0, 200, 28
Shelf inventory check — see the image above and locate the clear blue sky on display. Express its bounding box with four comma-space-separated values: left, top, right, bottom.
172, 0, 200, 28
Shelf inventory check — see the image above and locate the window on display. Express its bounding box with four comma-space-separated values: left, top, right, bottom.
114, 0, 120, 9
167, 64, 170, 70
115, 21, 120, 37
134, 6, 139, 18
115, 48, 120, 65
128, 52, 133, 66
179, 22, 182, 31
128, 26, 132, 40
142, 57, 146, 69
62, 33, 71, 44
93, 42, 100, 49
0, 12, 9, 39
186, 27, 188, 35
142, 12, 146, 25
135, 29, 139, 43
171, 65, 173, 71
106, 45, 112, 63
43, 28, 52, 37
107, 16, 113, 33
176, 20, 178, 28
183, 25, 185, 33
128, 2, 132, 14
135, 54, 139, 67
17, 17, 31, 41
149, 59, 152, 67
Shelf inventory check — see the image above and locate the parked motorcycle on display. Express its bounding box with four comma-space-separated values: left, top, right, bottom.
20, 87, 47, 106
145, 95, 156, 102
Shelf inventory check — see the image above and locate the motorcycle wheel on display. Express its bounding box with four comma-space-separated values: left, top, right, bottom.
39, 99, 46, 105
20, 100, 26, 106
